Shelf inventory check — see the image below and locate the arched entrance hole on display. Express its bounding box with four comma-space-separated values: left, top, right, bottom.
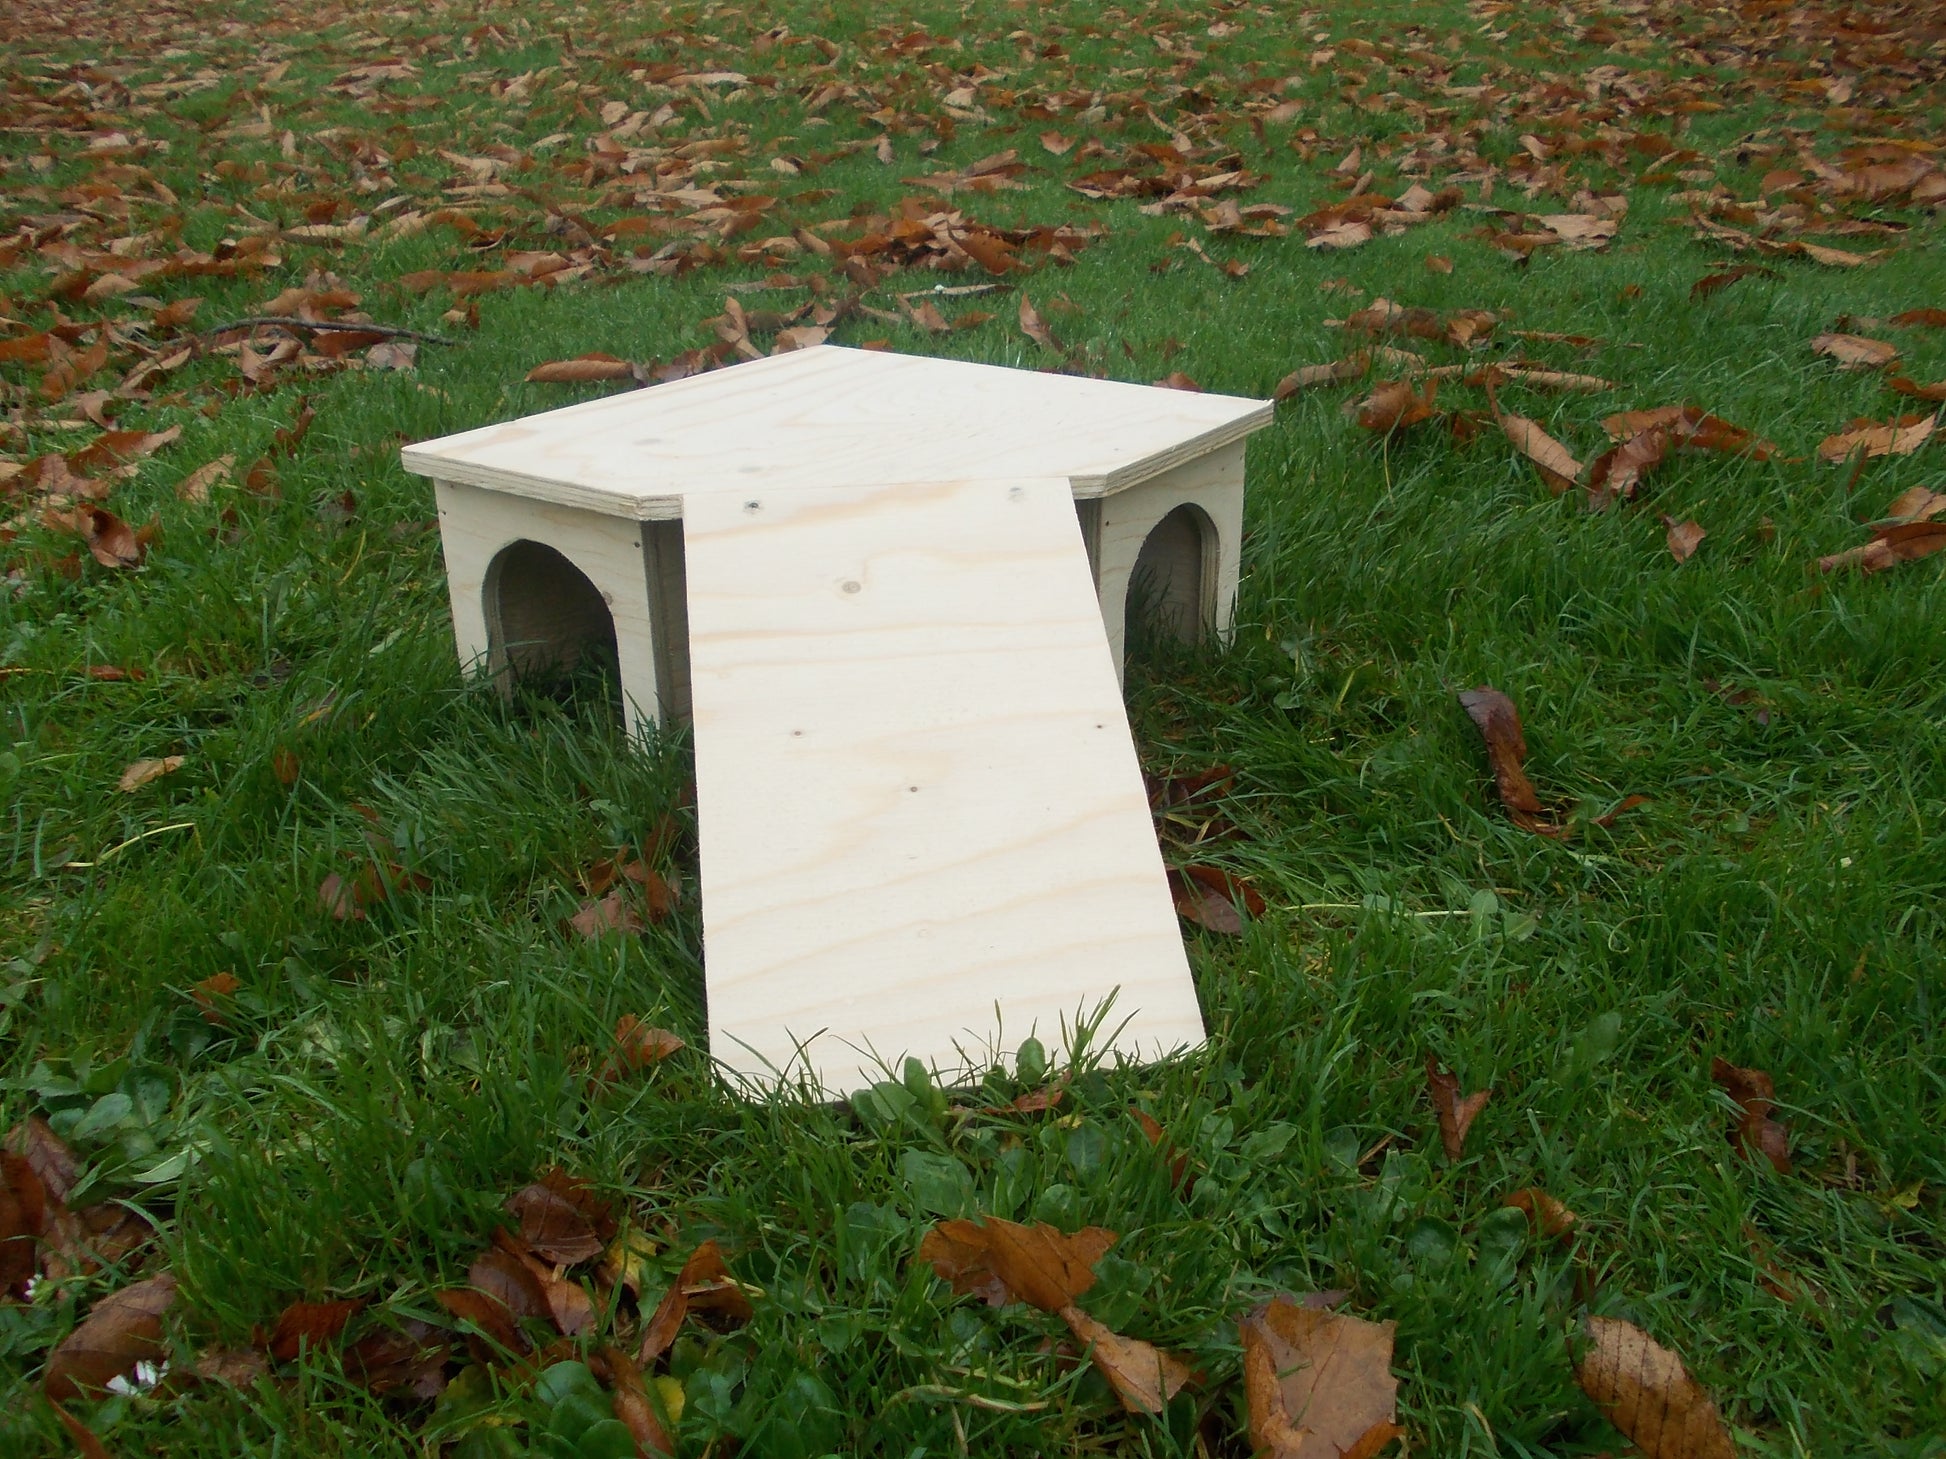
1124, 503, 1215, 656
483, 540, 621, 713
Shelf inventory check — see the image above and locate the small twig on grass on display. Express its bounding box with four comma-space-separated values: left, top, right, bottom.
198, 317, 459, 346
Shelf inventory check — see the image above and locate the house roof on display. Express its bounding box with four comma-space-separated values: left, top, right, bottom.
400, 344, 1273, 519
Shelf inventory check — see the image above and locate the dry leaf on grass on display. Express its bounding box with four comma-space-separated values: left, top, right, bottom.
1810, 333, 1899, 371
1690, 265, 1779, 300
1129, 1107, 1195, 1196
919, 1216, 1114, 1312
1495, 411, 1582, 493
1664, 517, 1706, 562
526, 353, 637, 383
506, 1177, 608, 1265
117, 755, 183, 792
1575, 1316, 1735, 1459
1356, 378, 1438, 433
44, 1271, 178, 1399
1018, 295, 1061, 352
636, 1239, 753, 1366
267, 1298, 363, 1362
1240, 1297, 1402, 1459
1167, 864, 1265, 935
1425, 1056, 1492, 1159
1816, 413, 1935, 463
1504, 1187, 1577, 1242
1058, 1304, 1194, 1414
601, 1344, 676, 1456
592, 1015, 685, 1086
1456, 686, 1557, 834
1274, 355, 1370, 399
1709, 1057, 1791, 1174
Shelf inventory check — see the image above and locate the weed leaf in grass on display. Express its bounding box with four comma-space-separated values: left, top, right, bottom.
1574, 1316, 1735, 1459
1456, 686, 1558, 835
1425, 1057, 1492, 1160
919, 1215, 1115, 1311
1240, 1297, 1402, 1459
1057, 1304, 1194, 1415
44, 1270, 177, 1400
1710, 1058, 1792, 1174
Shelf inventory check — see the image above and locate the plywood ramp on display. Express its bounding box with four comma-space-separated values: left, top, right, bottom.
683, 476, 1206, 1095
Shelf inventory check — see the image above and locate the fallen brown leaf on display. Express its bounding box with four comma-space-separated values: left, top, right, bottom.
1129, 1107, 1195, 1196
49, 1402, 114, 1459
268, 1298, 363, 1363
1816, 413, 1935, 463
44, 1271, 178, 1400
1240, 1296, 1402, 1459
117, 755, 183, 793
1710, 1057, 1791, 1174
1058, 1304, 1194, 1414
1496, 411, 1581, 493
1456, 686, 1555, 834
1690, 265, 1780, 300
1356, 378, 1437, 433
1167, 864, 1265, 935
1664, 517, 1706, 562
1425, 1056, 1492, 1160
177, 455, 235, 503
526, 353, 636, 383
1575, 1316, 1735, 1459
1811, 333, 1899, 371
636, 1239, 752, 1366
1504, 1187, 1577, 1242
507, 1178, 607, 1266
593, 1015, 685, 1085
919, 1216, 1114, 1312
602, 1344, 675, 1456
1275, 355, 1370, 399
1018, 295, 1061, 352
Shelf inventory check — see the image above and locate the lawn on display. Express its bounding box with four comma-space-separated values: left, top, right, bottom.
2, 0, 1944, 1454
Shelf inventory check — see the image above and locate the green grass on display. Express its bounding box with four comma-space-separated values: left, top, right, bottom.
3, 0, 1944, 1454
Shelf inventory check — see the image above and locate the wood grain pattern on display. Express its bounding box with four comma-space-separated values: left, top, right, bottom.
683, 476, 1206, 1093
401, 346, 1271, 519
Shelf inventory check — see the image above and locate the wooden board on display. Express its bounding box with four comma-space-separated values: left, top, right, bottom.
402, 345, 1271, 520
683, 475, 1206, 1093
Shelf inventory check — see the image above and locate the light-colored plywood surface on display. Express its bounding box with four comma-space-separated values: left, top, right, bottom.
683, 475, 1206, 1093
401, 346, 1271, 519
